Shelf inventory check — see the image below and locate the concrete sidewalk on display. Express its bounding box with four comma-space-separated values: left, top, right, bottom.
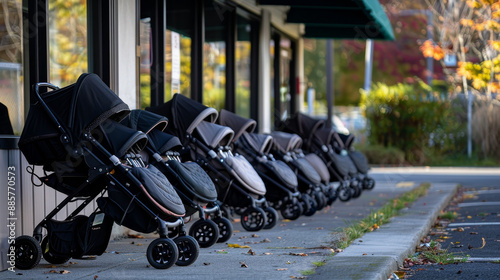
313, 183, 458, 280
2, 181, 458, 280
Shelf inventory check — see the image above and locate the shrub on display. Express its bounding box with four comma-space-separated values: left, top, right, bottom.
472, 99, 500, 160
358, 144, 405, 165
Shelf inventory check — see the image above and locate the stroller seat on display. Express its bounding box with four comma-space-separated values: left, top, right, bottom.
304, 153, 330, 183
225, 154, 266, 196
130, 165, 185, 218
167, 160, 217, 201
266, 160, 298, 189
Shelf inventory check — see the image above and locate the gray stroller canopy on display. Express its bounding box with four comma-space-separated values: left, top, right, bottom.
195, 121, 235, 148
271, 131, 302, 154
240, 133, 273, 155
218, 109, 256, 142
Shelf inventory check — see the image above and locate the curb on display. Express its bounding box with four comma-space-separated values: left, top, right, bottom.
312, 183, 459, 280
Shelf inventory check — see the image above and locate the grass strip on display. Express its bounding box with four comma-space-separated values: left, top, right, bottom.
337, 183, 431, 249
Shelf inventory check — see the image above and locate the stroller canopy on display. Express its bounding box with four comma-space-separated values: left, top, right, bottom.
271, 131, 302, 154
218, 109, 256, 142
148, 129, 183, 154
315, 127, 335, 147
98, 119, 148, 158
122, 109, 168, 134
240, 133, 273, 155
19, 73, 130, 166
195, 121, 234, 148
283, 113, 325, 150
147, 94, 218, 141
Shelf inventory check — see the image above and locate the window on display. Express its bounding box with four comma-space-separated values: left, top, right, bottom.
203, 1, 228, 111
271, 32, 293, 129
235, 15, 252, 118
48, 0, 88, 87
0, 0, 23, 135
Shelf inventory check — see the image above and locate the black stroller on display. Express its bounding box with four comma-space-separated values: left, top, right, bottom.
332, 131, 375, 190
278, 112, 361, 200
270, 131, 331, 216
218, 109, 303, 221
17, 74, 199, 270
122, 109, 233, 247
148, 94, 273, 232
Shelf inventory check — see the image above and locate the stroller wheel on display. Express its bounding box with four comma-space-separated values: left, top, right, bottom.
337, 185, 351, 202
326, 187, 337, 205
240, 207, 267, 232
363, 177, 375, 190
213, 217, 233, 243
147, 238, 178, 269
312, 190, 327, 210
263, 207, 278, 230
188, 219, 220, 248
41, 237, 70, 265
303, 194, 318, 217
15, 235, 42, 270
280, 200, 303, 220
299, 194, 314, 216
174, 235, 200, 266
351, 182, 362, 198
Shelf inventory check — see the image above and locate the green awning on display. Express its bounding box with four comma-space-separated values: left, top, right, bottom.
258, 0, 394, 40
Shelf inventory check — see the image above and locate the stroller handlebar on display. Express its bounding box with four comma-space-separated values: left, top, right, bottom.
34, 82, 60, 99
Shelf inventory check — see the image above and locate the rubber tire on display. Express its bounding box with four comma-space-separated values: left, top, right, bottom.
363, 177, 375, 190
174, 235, 200, 266
188, 219, 219, 248
41, 237, 70, 265
337, 185, 351, 202
280, 200, 303, 220
146, 238, 178, 269
263, 207, 278, 230
213, 217, 233, 243
240, 207, 267, 232
351, 182, 362, 198
15, 235, 42, 270
326, 186, 337, 205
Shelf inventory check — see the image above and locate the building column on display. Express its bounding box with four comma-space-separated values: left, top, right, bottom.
111, 0, 138, 109
258, 10, 271, 133
295, 37, 304, 113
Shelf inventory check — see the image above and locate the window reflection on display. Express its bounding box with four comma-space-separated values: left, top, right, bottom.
235, 15, 252, 118
0, 0, 23, 135
48, 0, 88, 87
203, 1, 227, 111
139, 18, 151, 109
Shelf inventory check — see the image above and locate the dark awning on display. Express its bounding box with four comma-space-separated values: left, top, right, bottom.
258, 0, 394, 40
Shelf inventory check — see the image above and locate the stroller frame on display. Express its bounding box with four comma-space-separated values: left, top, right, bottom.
15, 80, 198, 271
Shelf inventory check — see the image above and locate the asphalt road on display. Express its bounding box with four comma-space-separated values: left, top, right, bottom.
383, 167, 500, 279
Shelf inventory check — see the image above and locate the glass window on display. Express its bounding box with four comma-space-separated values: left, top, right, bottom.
166, 0, 193, 100
139, 18, 151, 109
279, 38, 292, 121
48, 0, 88, 87
203, 1, 228, 110
0, 0, 23, 135
235, 15, 252, 118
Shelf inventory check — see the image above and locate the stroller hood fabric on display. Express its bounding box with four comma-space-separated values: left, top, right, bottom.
271, 131, 302, 154
240, 133, 273, 155
195, 121, 234, 148
147, 129, 183, 154
122, 109, 168, 134
218, 109, 256, 142
147, 93, 218, 141
19, 73, 130, 165
98, 119, 148, 158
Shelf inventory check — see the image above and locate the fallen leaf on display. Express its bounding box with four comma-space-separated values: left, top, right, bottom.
316, 227, 324, 230
470, 232, 478, 235
203, 262, 211, 265
251, 234, 260, 238
334, 248, 343, 253
240, 261, 248, 268
94, 276, 98, 280
228, 243, 250, 248
264, 252, 273, 255
277, 268, 288, 271
282, 219, 291, 222
260, 238, 271, 243
248, 249, 256, 255
289, 252, 308, 256
363, 253, 367, 255
467, 216, 472, 219
127, 234, 144, 239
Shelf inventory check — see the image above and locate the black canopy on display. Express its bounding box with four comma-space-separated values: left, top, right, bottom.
147, 93, 218, 142
19, 73, 129, 166
122, 109, 168, 134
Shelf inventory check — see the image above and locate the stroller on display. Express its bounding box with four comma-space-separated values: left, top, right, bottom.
278, 112, 362, 200
148, 94, 273, 232
122, 109, 233, 247
270, 131, 332, 216
332, 131, 375, 190
218, 109, 303, 221
17, 74, 199, 270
